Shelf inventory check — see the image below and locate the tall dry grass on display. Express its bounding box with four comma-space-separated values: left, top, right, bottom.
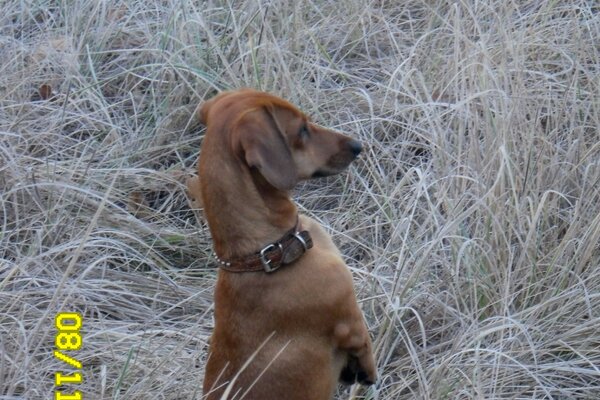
1, 1, 599, 399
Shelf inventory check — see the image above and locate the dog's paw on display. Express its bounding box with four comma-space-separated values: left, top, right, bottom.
339, 356, 376, 386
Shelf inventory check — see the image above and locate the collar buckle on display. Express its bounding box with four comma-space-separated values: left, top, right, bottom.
260, 242, 284, 273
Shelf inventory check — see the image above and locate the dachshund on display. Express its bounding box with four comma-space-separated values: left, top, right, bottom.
188, 89, 376, 400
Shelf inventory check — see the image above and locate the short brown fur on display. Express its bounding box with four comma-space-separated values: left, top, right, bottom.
188, 89, 376, 400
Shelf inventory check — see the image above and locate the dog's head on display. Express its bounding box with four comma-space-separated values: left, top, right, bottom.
199, 89, 362, 191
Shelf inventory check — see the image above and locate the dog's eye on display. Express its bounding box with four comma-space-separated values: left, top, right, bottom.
298, 124, 310, 139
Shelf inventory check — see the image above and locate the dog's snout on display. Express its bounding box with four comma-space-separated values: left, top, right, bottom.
349, 140, 362, 157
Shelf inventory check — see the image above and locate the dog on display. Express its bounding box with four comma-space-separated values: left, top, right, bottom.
188, 89, 377, 400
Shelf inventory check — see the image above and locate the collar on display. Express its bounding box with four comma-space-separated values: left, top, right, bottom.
213, 217, 313, 273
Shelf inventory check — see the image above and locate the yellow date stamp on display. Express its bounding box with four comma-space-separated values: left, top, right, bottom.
54, 312, 83, 400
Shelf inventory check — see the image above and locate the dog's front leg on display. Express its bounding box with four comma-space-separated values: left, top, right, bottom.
335, 318, 377, 385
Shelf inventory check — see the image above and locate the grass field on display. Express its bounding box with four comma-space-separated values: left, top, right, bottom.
1, 1, 599, 399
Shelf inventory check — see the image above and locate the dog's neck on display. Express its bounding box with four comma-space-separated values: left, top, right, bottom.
200, 161, 297, 261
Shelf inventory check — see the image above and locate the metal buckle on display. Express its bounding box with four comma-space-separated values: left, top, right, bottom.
292, 232, 308, 251
260, 242, 283, 273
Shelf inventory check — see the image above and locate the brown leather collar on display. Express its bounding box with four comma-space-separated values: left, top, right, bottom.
213, 218, 313, 273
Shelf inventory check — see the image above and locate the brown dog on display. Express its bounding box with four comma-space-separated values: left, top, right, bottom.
189, 89, 376, 400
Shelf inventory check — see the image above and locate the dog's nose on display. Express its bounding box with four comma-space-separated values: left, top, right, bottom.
348, 140, 362, 157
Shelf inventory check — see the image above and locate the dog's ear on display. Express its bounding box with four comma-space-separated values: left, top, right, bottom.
235, 105, 298, 191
